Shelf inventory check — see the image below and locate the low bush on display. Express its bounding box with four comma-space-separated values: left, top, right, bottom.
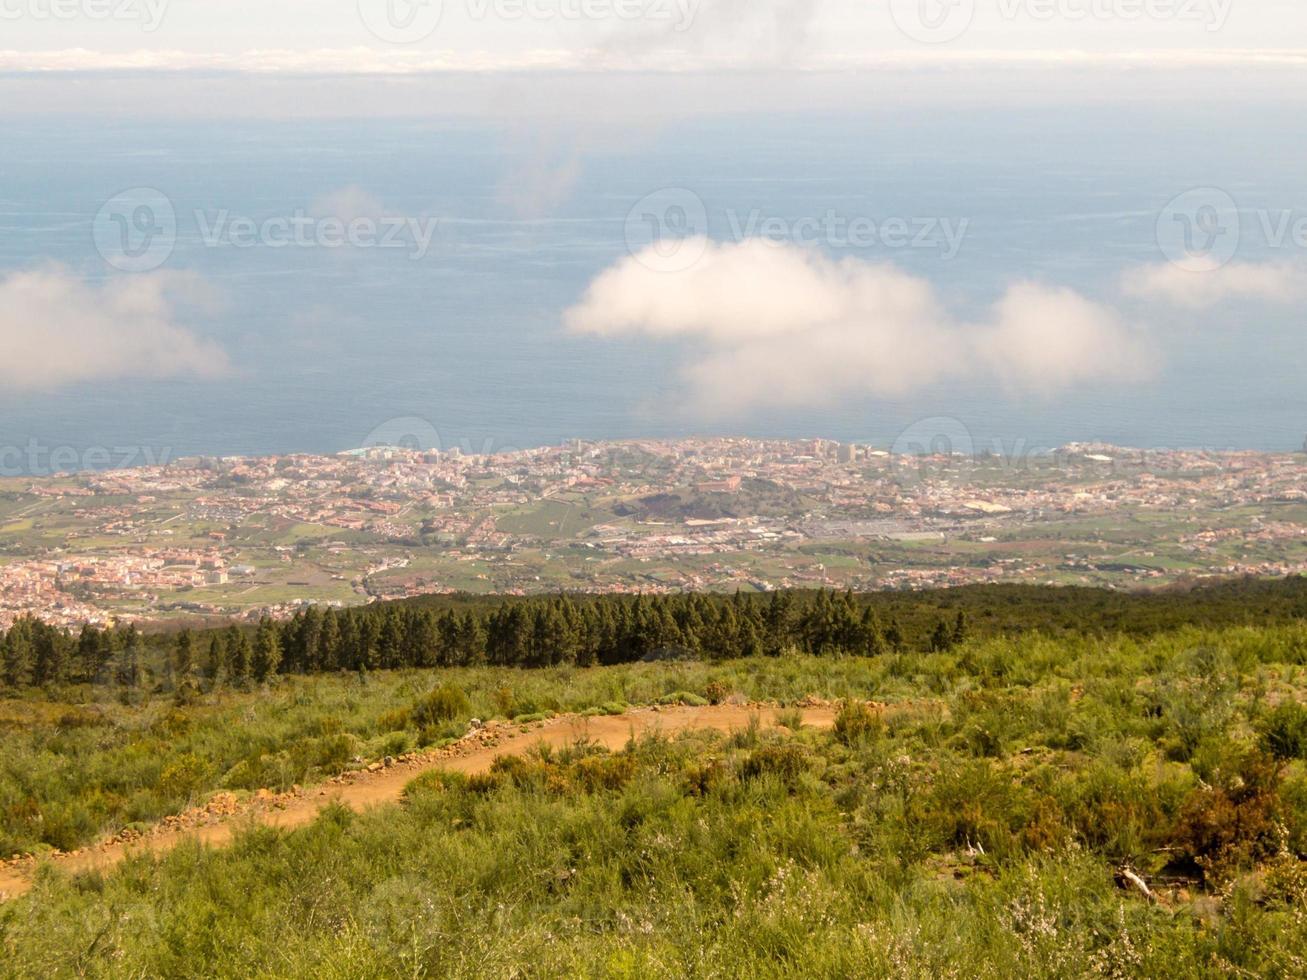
833, 700, 883, 745
411, 684, 471, 728
656, 691, 709, 707
1258, 702, 1307, 761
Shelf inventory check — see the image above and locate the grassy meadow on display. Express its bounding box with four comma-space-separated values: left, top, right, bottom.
1, 621, 1306, 975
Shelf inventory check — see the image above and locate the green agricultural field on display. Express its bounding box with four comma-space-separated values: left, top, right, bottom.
495, 498, 609, 539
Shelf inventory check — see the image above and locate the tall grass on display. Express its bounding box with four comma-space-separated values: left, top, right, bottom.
2, 624, 1305, 858
2, 717, 1305, 977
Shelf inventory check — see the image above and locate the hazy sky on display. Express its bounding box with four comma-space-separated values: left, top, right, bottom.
3, 0, 1305, 68
1, 0, 1303, 118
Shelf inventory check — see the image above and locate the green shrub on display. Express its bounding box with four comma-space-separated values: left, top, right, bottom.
656, 691, 708, 707
704, 681, 730, 705
738, 743, 809, 786
1258, 702, 1307, 761
158, 753, 215, 800
412, 684, 471, 728
775, 708, 804, 731
375, 731, 413, 758
376, 707, 412, 732
581, 701, 628, 717
833, 700, 883, 745
417, 720, 466, 748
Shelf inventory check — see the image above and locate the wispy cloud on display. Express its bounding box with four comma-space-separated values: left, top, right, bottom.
566, 239, 1153, 416
1122, 259, 1307, 309
0, 265, 228, 392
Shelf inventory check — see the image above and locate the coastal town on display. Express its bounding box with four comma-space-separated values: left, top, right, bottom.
1, 438, 1305, 628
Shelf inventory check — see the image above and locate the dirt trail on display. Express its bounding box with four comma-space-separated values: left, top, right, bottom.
0, 703, 835, 902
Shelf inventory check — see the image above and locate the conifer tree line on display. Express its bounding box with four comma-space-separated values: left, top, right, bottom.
2, 577, 1304, 692
0, 590, 954, 692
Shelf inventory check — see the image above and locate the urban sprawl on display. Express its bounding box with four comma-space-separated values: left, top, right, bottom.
1, 438, 1305, 629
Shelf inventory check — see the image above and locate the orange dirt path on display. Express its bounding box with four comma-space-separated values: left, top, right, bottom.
0, 704, 835, 902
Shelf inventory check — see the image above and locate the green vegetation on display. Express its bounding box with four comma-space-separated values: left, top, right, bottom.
0, 581, 1305, 975
1, 621, 1306, 974
6, 579, 1307, 695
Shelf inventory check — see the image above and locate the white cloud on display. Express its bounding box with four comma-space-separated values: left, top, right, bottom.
565, 239, 1153, 416
1122, 259, 1307, 309
0, 265, 229, 391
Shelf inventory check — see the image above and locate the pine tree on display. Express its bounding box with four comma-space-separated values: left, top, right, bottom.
174, 629, 195, 682
116, 625, 144, 690
951, 611, 969, 648
33, 624, 69, 687
929, 619, 952, 653
77, 624, 107, 684
463, 611, 487, 665
2, 619, 35, 688
317, 608, 341, 671
378, 612, 404, 669
206, 633, 228, 688
171, 629, 200, 703
252, 617, 282, 682
437, 611, 460, 667
763, 591, 793, 656
885, 618, 905, 652
860, 606, 887, 657
228, 625, 252, 686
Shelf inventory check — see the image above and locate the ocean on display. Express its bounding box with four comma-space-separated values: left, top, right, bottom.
1, 105, 1304, 473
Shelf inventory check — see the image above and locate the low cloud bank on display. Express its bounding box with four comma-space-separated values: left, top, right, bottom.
0, 265, 228, 391
1122, 259, 1306, 309
566, 239, 1153, 415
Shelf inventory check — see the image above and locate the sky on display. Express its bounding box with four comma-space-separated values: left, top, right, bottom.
2, 0, 1305, 82
2, 0, 1304, 62
0, 0, 1302, 121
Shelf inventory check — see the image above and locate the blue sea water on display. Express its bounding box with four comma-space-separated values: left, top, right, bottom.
1, 105, 1304, 471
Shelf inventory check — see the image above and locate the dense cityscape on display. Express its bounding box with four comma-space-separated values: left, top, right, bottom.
2, 438, 1305, 629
